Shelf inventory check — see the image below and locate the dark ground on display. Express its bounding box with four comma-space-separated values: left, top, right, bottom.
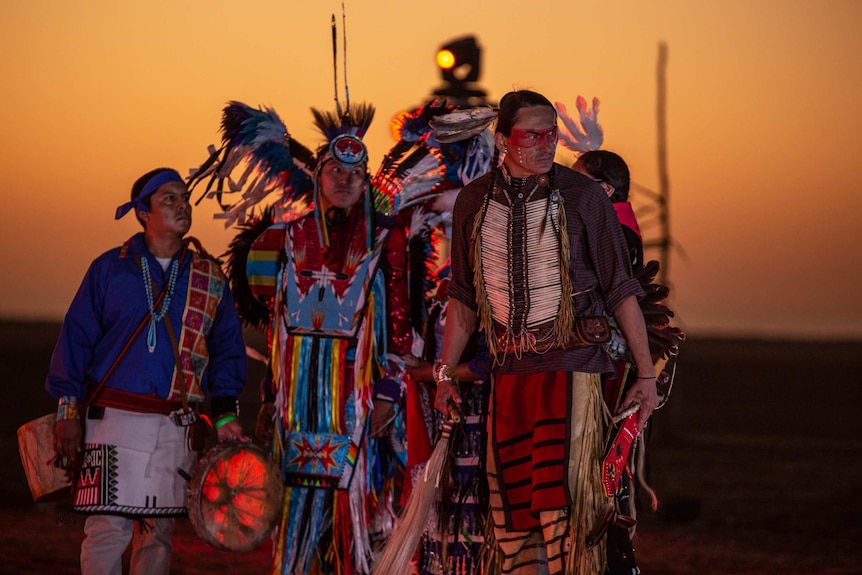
1, 320, 860, 574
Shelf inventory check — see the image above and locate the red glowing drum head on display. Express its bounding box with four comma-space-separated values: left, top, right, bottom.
187, 442, 283, 552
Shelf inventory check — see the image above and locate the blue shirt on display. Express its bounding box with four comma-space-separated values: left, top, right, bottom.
46, 233, 246, 404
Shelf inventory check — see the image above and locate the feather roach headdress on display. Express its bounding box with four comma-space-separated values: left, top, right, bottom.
311, 102, 375, 144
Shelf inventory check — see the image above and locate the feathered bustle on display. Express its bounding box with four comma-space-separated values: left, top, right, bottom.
187, 101, 315, 227
634, 260, 686, 361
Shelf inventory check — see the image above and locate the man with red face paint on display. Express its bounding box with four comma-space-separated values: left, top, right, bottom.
434, 90, 656, 575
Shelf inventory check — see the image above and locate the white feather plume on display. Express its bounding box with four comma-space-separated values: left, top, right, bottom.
555, 96, 604, 153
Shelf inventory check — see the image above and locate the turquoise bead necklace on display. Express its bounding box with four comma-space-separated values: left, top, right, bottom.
141, 256, 180, 352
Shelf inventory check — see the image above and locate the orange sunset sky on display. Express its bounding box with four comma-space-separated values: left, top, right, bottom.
1, 0, 860, 340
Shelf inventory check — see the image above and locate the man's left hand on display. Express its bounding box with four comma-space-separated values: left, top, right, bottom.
216, 419, 249, 443
620, 375, 659, 432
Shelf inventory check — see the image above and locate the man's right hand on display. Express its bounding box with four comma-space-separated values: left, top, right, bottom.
53, 418, 82, 464
433, 378, 462, 417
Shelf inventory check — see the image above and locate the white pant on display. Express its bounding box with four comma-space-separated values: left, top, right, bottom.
80, 514, 174, 575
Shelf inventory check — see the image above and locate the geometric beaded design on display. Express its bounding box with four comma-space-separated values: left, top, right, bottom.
168, 256, 225, 402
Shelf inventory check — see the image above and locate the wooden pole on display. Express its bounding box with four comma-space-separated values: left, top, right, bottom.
656, 42, 671, 283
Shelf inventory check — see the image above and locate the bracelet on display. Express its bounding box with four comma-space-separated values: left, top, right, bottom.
433, 362, 455, 385
214, 414, 238, 429
57, 396, 81, 420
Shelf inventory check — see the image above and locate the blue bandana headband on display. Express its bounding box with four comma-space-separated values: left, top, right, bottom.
115, 169, 184, 220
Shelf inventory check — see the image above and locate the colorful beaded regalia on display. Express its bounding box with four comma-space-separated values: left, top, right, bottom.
190, 94, 413, 573
188, 79, 499, 574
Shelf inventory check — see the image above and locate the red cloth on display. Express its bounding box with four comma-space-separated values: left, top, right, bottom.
402, 375, 433, 504
493, 371, 572, 531
613, 202, 641, 239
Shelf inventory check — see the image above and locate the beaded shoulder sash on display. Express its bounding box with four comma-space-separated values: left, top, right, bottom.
168, 255, 226, 402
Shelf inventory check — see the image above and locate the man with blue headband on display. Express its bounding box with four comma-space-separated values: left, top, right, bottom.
46, 167, 248, 574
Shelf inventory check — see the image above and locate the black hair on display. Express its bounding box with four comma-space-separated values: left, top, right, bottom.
130, 167, 175, 228
576, 150, 630, 202
495, 90, 555, 136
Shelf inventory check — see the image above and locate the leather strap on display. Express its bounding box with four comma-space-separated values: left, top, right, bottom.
90, 387, 185, 416
163, 314, 190, 413
84, 273, 176, 409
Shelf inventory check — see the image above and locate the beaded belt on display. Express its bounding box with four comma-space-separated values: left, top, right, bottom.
493, 316, 611, 354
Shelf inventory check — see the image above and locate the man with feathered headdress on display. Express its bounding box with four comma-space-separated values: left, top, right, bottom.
190, 102, 412, 575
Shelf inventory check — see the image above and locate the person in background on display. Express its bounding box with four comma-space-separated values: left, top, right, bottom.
574, 149, 646, 573
434, 90, 658, 575
47, 167, 248, 575
403, 259, 490, 575
573, 150, 643, 269
385, 105, 498, 575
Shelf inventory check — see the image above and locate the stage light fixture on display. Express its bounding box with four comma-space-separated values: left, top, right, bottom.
436, 37, 481, 83
432, 36, 487, 106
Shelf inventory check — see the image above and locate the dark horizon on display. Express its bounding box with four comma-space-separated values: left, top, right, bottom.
4, 318, 860, 345
4, 320, 860, 573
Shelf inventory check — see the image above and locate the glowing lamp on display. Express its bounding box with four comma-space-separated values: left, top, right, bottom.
436, 36, 481, 84
436, 49, 456, 70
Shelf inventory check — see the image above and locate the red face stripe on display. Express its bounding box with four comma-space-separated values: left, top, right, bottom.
509, 126, 558, 148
